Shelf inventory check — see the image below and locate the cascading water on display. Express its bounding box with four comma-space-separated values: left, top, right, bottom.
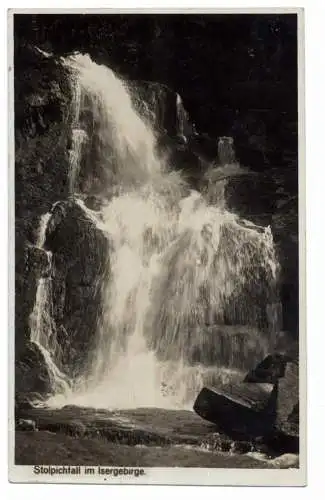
29, 213, 70, 397
36, 53, 281, 410
176, 93, 192, 143
68, 129, 88, 195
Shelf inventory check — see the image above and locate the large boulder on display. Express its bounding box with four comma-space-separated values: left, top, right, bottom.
244, 353, 299, 441
194, 352, 299, 452
193, 383, 277, 439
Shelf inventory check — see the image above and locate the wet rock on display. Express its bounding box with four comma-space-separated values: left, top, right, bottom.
84, 195, 104, 211
193, 383, 277, 439
15, 342, 52, 397
45, 201, 108, 284
15, 392, 49, 415
25, 245, 52, 279
44, 202, 67, 241
187, 133, 219, 163
246, 354, 299, 447
15, 250, 41, 355
14, 44, 72, 388
273, 214, 299, 335
275, 360, 299, 437
194, 353, 299, 453
129, 80, 194, 141
44, 200, 109, 375
244, 353, 292, 383
15, 394, 34, 413
127, 80, 208, 190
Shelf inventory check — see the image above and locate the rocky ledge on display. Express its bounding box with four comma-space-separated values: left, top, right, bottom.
15, 404, 298, 468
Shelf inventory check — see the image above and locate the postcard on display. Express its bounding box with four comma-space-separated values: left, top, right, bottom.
8, 8, 306, 486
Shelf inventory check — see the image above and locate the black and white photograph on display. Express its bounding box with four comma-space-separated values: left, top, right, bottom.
8, 9, 306, 485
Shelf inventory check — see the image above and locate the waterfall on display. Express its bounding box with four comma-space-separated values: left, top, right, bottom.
35, 212, 51, 248
41, 53, 281, 410
68, 129, 87, 195
68, 75, 88, 195
64, 54, 166, 191
29, 213, 70, 398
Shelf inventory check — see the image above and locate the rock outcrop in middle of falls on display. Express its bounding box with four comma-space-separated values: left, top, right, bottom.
128, 80, 194, 142
44, 200, 110, 379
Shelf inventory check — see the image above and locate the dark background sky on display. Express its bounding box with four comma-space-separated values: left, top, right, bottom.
14, 13, 298, 141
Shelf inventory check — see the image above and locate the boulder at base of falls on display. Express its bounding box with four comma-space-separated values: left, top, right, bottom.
193, 383, 277, 439
194, 353, 299, 452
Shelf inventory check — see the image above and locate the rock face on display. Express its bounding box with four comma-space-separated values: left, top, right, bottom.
275, 360, 299, 437
15, 342, 52, 397
14, 45, 72, 370
129, 80, 194, 141
129, 80, 209, 190
224, 167, 299, 338
44, 200, 110, 378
